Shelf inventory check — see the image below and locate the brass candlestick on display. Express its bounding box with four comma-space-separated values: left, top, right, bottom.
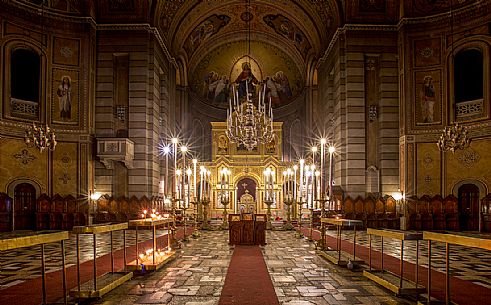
308, 207, 314, 241
191, 198, 200, 238
264, 198, 273, 230
316, 197, 328, 250
220, 197, 229, 230
201, 197, 211, 230
282, 197, 295, 230
169, 195, 180, 249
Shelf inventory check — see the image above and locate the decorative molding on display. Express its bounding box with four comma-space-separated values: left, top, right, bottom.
318, 24, 397, 65
97, 24, 178, 70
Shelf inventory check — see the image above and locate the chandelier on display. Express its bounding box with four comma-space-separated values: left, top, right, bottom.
24, 122, 57, 152
437, 123, 470, 153
225, 0, 274, 151
226, 82, 274, 151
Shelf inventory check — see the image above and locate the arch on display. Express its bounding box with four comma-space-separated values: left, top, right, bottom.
451, 179, 488, 198
3, 40, 47, 121
447, 38, 491, 122
6, 177, 42, 198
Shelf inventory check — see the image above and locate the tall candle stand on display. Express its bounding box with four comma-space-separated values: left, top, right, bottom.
170, 195, 180, 249
282, 197, 295, 230
201, 197, 211, 230
264, 198, 273, 230
191, 198, 200, 238
295, 199, 305, 238
308, 207, 314, 241
179, 199, 189, 242
220, 196, 229, 230
315, 197, 328, 250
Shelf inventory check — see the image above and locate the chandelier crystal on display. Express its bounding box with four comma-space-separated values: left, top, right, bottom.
437, 123, 470, 153
226, 81, 274, 151
24, 122, 57, 152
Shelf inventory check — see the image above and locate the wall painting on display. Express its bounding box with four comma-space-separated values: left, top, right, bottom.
52, 68, 79, 124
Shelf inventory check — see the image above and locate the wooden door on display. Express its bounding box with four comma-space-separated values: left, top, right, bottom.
14, 183, 36, 230
458, 184, 479, 231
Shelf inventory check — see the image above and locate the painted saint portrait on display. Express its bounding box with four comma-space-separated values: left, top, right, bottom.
415, 71, 441, 125
420, 76, 435, 123
57, 76, 72, 120
52, 69, 78, 124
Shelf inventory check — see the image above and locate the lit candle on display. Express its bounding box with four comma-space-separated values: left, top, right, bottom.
193, 159, 197, 199
293, 165, 298, 201
299, 159, 304, 202
172, 138, 178, 195
320, 138, 326, 199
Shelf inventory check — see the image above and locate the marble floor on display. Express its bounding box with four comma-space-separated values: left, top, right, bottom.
0, 229, 170, 288
319, 228, 491, 289
88, 230, 411, 305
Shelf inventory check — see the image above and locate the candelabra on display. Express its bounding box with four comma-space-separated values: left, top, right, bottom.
264, 197, 273, 230
180, 201, 189, 242
167, 194, 180, 248
281, 196, 295, 230
308, 207, 314, 242
201, 197, 211, 230
24, 122, 57, 152
220, 195, 230, 230
191, 198, 200, 238
315, 197, 328, 250
437, 123, 470, 153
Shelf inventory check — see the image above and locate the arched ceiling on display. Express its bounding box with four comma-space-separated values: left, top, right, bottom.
153, 0, 340, 108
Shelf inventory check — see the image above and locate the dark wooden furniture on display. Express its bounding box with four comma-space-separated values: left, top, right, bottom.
228, 213, 267, 245
254, 214, 266, 245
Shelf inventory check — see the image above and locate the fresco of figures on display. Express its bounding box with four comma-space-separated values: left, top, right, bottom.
202, 68, 294, 109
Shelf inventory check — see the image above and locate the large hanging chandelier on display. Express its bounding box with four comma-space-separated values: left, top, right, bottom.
226, 82, 274, 151
24, 122, 57, 152
225, 0, 274, 151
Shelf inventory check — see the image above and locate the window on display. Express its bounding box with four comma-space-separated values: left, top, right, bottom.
10, 48, 40, 118
454, 49, 483, 103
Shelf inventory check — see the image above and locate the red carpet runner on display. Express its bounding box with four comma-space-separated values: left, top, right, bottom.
219, 245, 279, 305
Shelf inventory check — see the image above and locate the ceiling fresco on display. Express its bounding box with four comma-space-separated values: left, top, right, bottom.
155, 0, 340, 60
190, 40, 303, 109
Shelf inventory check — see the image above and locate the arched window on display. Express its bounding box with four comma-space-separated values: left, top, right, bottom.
10, 48, 41, 119
454, 49, 483, 103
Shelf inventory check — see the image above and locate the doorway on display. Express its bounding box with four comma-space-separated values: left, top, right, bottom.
14, 183, 36, 230
458, 183, 479, 231
236, 178, 257, 214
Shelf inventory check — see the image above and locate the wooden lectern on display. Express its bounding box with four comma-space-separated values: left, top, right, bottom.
228, 213, 266, 245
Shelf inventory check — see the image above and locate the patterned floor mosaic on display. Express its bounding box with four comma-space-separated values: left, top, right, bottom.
0, 229, 170, 289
